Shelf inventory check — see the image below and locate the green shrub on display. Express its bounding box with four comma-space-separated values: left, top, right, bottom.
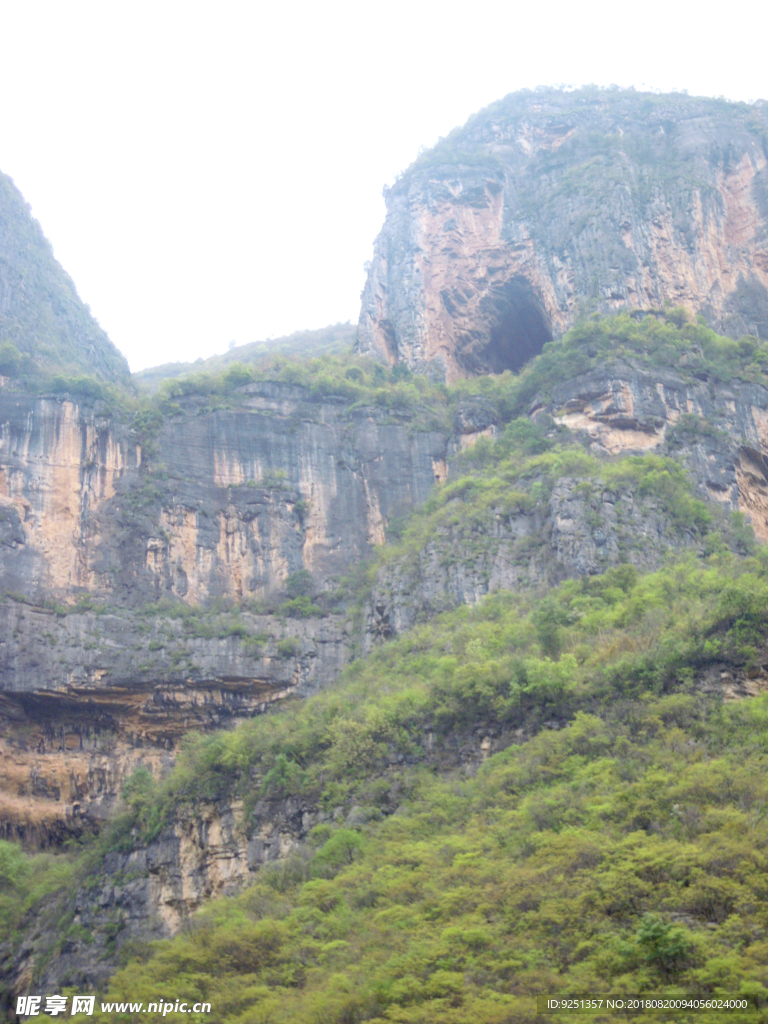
0, 340, 22, 375
280, 596, 322, 618
277, 637, 301, 658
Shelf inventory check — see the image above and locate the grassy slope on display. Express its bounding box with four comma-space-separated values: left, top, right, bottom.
10, 311, 768, 1021
48, 550, 768, 1023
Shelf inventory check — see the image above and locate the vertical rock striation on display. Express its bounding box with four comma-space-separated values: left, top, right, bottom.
358, 89, 768, 381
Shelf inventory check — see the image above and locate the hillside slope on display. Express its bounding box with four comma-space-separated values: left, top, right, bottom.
0, 171, 129, 383
134, 323, 356, 392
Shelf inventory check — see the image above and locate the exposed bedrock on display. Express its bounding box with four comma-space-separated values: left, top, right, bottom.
0, 383, 448, 607
365, 371, 768, 642
547, 364, 768, 539
0, 381, 447, 841
358, 90, 768, 380
0, 601, 349, 845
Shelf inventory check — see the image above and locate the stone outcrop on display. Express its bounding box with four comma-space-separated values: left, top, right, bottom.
0, 383, 448, 607
0, 600, 349, 845
364, 471, 697, 647
363, 365, 768, 643
0, 381, 449, 842
546, 363, 768, 537
358, 89, 768, 381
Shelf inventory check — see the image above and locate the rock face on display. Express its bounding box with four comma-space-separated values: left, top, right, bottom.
0, 600, 349, 846
364, 473, 697, 647
547, 363, 768, 537
0, 172, 129, 382
358, 89, 768, 381
364, 366, 768, 642
0, 383, 447, 607
0, 381, 449, 841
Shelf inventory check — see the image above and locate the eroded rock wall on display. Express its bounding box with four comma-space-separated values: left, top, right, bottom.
0, 382, 448, 841
358, 90, 768, 381
0, 383, 448, 608
364, 473, 698, 646
546, 363, 768, 537
0, 601, 349, 843
364, 371, 768, 642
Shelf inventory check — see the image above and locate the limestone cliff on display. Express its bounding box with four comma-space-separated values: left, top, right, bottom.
0, 383, 446, 607
358, 89, 768, 381
0, 379, 449, 841
363, 355, 768, 643
11, 91, 768, 1008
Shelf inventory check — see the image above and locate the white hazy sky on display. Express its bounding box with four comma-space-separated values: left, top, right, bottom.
0, 1, 766, 372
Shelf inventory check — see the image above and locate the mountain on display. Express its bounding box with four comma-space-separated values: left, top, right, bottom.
0, 171, 129, 383
358, 88, 768, 381
5, 90, 768, 1019
133, 323, 357, 392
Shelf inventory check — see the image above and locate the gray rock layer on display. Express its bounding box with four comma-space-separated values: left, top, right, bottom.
358, 89, 768, 381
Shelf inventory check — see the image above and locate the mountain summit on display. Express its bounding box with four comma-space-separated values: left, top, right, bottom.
358, 88, 768, 380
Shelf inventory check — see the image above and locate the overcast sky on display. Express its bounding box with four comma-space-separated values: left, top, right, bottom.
0, 1, 766, 372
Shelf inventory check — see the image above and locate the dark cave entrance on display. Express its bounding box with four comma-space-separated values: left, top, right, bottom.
457, 276, 553, 376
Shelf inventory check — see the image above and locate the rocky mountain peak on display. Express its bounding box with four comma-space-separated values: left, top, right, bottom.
357, 87, 768, 381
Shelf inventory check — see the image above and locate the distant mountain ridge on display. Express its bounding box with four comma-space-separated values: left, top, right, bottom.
134, 322, 356, 391
0, 171, 129, 382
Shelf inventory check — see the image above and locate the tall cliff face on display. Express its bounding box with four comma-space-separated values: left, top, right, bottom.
358, 90, 768, 381
9, 103, 768, 1008
0, 380, 451, 842
0, 383, 447, 607
0, 173, 129, 382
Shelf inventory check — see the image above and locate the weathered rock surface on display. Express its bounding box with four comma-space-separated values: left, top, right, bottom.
0, 383, 448, 606
365, 369, 768, 641
0, 381, 448, 840
364, 474, 697, 646
358, 89, 768, 381
0, 600, 349, 844
546, 363, 768, 539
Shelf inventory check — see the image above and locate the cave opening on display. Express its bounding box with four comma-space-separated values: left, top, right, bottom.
458, 276, 553, 376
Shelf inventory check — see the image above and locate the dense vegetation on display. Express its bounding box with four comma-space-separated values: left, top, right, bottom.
0, 172, 129, 383
83, 694, 768, 1023
10, 309, 768, 1021
133, 323, 357, 392
27, 544, 768, 1023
